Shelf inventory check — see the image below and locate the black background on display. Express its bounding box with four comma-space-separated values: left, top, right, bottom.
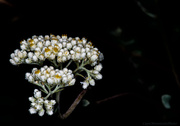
1, 0, 180, 125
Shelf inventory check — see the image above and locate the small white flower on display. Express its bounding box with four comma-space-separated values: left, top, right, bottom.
44, 99, 56, 116
89, 79, 95, 86
94, 63, 103, 72
90, 55, 98, 62
28, 52, 34, 58
39, 54, 45, 61
35, 104, 43, 110
49, 53, 55, 60
46, 110, 53, 115
40, 75, 47, 82
87, 52, 91, 58
17, 51, 23, 58
69, 79, 76, 86
81, 81, 89, 89
47, 77, 54, 85
9, 59, 17, 65
29, 97, 35, 102
50, 100, 56, 105
14, 57, 20, 63
38, 108, 45, 116
75, 53, 81, 60
20, 44, 27, 50
67, 74, 73, 81
29, 107, 37, 114
95, 73, 103, 80
67, 43, 72, 49
92, 70, 99, 74
63, 68, 68, 74
71, 39, 76, 45
62, 56, 67, 62
22, 51, 27, 58
10, 53, 15, 59
37, 42, 43, 48
45, 40, 51, 46
25, 58, 32, 64
32, 55, 38, 62
62, 76, 68, 83
34, 90, 41, 98
25, 73, 31, 79
81, 52, 86, 59
28, 75, 34, 83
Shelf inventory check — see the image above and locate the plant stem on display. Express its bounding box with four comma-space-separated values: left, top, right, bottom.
59, 89, 87, 119
73, 59, 89, 73
56, 91, 62, 117
65, 60, 72, 68
50, 59, 59, 68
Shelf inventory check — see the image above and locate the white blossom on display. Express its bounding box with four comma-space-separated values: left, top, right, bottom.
10, 34, 104, 117
25, 66, 75, 87
81, 81, 89, 89
89, 79, 95, 86
94, 63, 103, 72
10, 34, 104, 66
95, 73, 103, 80
29, 107, 37, 114
90, 55, 98, 62
29, 89, 56, 116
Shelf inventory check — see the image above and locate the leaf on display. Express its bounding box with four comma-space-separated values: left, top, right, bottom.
121, 39, 135, 46
82, 99, 90, 107
110, 27, 122, 37
161, 94, 171, 109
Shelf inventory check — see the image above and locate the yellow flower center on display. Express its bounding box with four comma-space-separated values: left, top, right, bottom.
28, 39, 34, 43
45, 48, 51, 52
30, 43, 35, 47
55, 74, 62, 79
35, 70, 40, 74
46, 70, 49, 74
53, 47, 58, 52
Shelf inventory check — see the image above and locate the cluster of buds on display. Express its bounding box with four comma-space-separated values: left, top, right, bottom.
10, 34, 103, 66
9, 34, 104, 117
25, 66, 75, 87
29, 89, 56, 116
80, 63, 103, 89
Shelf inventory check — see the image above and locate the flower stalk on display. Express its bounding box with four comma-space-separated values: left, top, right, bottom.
58, 89, 87, 119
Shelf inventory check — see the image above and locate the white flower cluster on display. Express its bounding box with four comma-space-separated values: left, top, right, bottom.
9, 49, 27, 65
29, 89, 56, 116
9, 34, 104, 117
80, 63, 103, 89
25, 66, 76, 87
9, 34, 103, 66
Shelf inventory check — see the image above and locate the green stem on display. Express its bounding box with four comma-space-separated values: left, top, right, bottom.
80, 67, 91, 78
65, 60, 72, 68
75, 73, 86, 79
41, 85, 48, 94
73, 60, 89, 73
50, 59, 59, 68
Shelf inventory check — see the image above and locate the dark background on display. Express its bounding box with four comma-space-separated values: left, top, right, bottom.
1, 0, 180, 125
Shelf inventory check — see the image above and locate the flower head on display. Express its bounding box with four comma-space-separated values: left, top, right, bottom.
25, 66, 75, 87
10, 34, 104, 118
29, 89, 56, 116
10, 34, 103, 66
